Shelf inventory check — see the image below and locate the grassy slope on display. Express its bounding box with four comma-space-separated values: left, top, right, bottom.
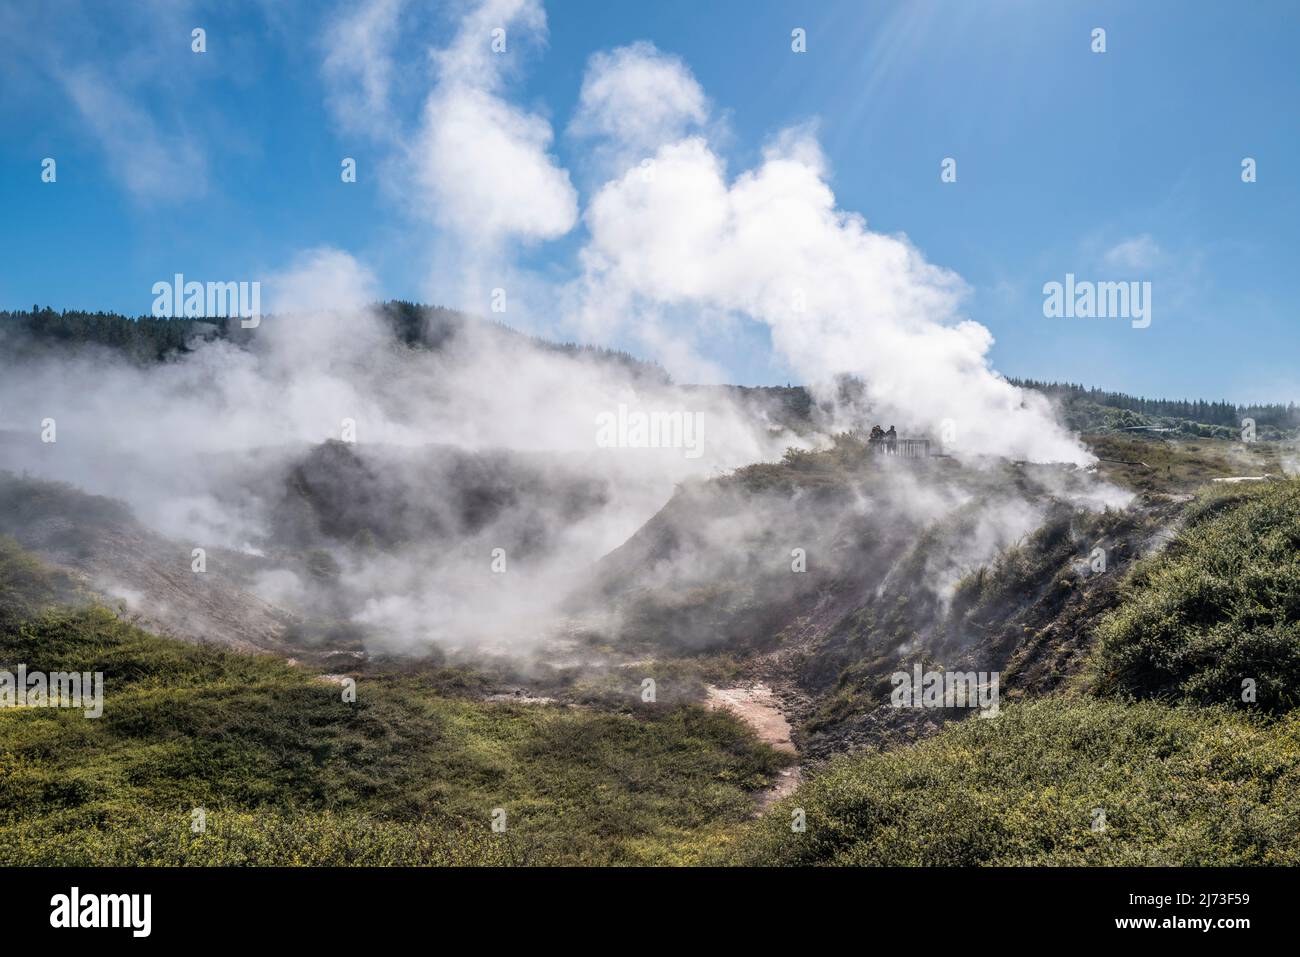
723, 697, 1300, 865
1090, 480, 1300, 711
0, 542, 788, 865
726, 476, 1300, 865
7, 450, 1300, 867
1088, 433, 1285, 494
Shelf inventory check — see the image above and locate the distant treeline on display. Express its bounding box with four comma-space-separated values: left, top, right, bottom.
0, 305, 236, 362
380, 300, 670, 382
1010, 377, 1300, 429
0, 302, 669, 383
3, 307, 1288, 417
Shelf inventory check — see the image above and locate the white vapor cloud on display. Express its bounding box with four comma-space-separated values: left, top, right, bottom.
411, 0, 576, 247
414, 85, 577, 244
571, 111, 1089, 463
321, 0, 406, 138
0, 246, 796, 654
432, 0, 546, 82
61, 67, 208, 203
1102, 234, 1163, 272
3, 0, 1123, 671
569, 41, 708, 172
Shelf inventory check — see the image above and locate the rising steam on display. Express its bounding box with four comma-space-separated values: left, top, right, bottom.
0, 0, 1116, 660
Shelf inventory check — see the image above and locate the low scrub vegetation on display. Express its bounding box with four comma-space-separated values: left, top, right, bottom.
0, 569, 788, 865
724, 697, 1300, 865
1090, 479, 1300, 711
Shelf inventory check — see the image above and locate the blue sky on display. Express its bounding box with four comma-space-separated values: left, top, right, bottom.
1, 0, 1297, 403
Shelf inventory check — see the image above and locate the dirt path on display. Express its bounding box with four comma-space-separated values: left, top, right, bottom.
706, 683, 801, 812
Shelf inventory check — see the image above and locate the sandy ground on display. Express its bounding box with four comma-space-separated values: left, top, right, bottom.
706, 683, 801, 811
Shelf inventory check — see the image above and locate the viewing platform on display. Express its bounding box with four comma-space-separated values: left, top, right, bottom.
869, 438, 932, 459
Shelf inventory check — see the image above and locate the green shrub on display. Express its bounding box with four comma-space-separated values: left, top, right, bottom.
0, 602, 787, 865
1090, 480, 1300, 710
723, 697, 1300, 865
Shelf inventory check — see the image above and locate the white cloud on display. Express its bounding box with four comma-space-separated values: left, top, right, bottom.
410, 0, 576, 247
265, 246, 380, 316
1102, 234, 1163, 271
432, 0, 547, 85
60, 67, 208, 203
321, 0, 405, 138
574, 128, 1089, 464
311, 2, 1091, 465
414, 84, 576, 244
569, 42, 708, 170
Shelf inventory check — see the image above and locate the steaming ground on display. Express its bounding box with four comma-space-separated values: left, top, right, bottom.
0, 295, 1130, 677
0, 0, 1121, 660
2, 305, 1214, 787
0, 300, 807, 657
